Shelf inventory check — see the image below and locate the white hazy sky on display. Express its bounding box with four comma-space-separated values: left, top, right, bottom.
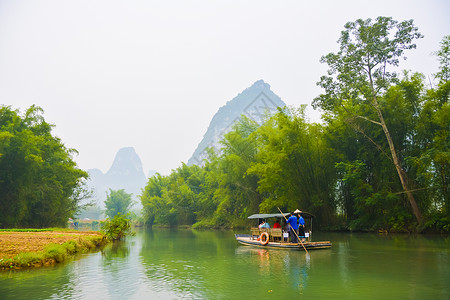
1, 0, 449, 175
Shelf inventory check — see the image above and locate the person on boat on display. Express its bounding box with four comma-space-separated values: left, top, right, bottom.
273, 221, 281, 228
286, 212, 299, 243
259, 220, 270, 229
297, 210, 306, 242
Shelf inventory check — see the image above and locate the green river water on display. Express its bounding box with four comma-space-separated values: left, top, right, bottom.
0, 229, 449, 299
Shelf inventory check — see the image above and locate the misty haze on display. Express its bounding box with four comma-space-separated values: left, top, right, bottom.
1, 1, 449, 299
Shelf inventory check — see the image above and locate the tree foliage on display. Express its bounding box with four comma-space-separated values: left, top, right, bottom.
313, 16, 424, 224
0, 105, 88, 228
104, 189, 134, 218
141, 164, 205, 226
247, 107, 337, 223
434, 35, 450, 83
101, 213, 133, 240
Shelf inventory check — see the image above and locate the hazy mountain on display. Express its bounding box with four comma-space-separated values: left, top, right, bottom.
86, 147, 147, 208
188, 80, 286, 165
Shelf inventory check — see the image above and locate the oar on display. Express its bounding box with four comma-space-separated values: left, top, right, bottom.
277, 207, 308, 254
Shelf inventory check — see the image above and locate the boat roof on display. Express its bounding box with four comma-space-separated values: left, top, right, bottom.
248, 212, 314, 219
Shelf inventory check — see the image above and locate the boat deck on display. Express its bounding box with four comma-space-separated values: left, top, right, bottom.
235, 234, 332, 250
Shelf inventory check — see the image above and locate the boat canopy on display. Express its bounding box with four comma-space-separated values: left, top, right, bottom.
248, 212, 314, 219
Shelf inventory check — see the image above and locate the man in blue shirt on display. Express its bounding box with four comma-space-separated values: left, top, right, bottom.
286, 212, 299, 243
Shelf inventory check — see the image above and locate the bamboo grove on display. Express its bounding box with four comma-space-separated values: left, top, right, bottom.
0, 106, 89, 228
141, 19, 449, 232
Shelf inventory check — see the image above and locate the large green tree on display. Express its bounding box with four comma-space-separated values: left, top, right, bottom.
0, 105, 88, 228
141, 164, 205, 226
248, 107, 337, 225
104, 189, 134, 218
313, 17, 424, 224
328, 73, 433, 231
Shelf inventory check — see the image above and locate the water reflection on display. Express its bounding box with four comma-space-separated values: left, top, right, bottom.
102, 240, 130, 264
234, 246, 312, 294
138, 228, 219, 299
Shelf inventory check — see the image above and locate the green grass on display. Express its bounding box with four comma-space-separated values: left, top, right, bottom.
0, 235, 107, 270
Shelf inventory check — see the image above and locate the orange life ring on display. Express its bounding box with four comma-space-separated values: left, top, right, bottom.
259, 232, 269, 245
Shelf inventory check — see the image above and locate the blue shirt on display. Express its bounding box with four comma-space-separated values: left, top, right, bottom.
260, 222, 270, 228
287, 215, 299, 230
298, 216, 305, 226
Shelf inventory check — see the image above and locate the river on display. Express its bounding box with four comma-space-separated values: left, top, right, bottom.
0, 229, 449, 299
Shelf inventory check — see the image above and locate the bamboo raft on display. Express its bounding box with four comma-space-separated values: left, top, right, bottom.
235, 212, 332, 250
235, 234, 332, 250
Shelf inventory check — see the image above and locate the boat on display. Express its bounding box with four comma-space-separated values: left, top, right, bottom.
235, 212, 332, 250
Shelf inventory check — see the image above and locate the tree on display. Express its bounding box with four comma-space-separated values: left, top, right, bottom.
214, 115, 261, 225
0, 105, 89, 228
313, 17, 424, 224
104, 189, 134, 218
411, 36, 450, 227
141, 173, 168, 225
101, 213, 133, 240
248, 107, 337, 225
141, 163, 207, 226
434, 35, 450, 84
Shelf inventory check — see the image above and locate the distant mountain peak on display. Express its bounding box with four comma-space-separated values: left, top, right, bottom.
87, 147, 148, 208
188, 80, 286, 166
106, 147, 144, 177
250, 79, 270, 89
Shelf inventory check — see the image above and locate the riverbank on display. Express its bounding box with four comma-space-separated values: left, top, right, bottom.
0, 229, 107, 270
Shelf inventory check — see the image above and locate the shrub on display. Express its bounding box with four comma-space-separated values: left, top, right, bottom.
101, 213, 134, 240
44, 244, 67, 263
15, 252, 44, 267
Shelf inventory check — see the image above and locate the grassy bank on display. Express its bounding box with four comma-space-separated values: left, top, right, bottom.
0, 229, 107, 270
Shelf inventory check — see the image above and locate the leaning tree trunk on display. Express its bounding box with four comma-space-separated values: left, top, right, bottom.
372, 95, 423, 224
